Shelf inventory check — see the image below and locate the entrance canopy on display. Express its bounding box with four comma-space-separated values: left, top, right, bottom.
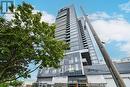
87, 75, 106, 84
52, 76, 68, 83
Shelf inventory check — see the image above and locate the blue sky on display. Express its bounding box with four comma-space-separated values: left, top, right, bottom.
13, 0, 130, 59
15, 0, 127, 15
1, 0, 130, 84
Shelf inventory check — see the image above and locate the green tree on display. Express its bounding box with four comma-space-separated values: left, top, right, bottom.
0, 2, 67, 83
0, 83, 8, 87
9, 80, 23, 87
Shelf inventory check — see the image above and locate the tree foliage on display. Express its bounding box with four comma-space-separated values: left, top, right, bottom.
0, 2, 67, 83
0, 80, 23, 87
9, 80, 23, 87
0, 83, 8, 87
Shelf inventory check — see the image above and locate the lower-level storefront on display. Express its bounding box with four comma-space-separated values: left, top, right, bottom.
35, 74, 130, 87
36, 75, 89, 87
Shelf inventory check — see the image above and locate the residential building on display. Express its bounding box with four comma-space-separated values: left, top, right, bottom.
36, 5, 130, 87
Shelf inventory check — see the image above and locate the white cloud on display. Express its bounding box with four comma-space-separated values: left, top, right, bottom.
4, 10, 55, 24
119, 1, 130, 13
121, 43, 130, 55
4, 13, 14, 21
33, 10, 55, 24
41, 11, 55, 24
88, 12, 130, 55
89, 12, 124, 21
89, 12, 111, 20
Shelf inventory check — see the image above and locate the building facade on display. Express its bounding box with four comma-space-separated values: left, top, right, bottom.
36, 5, 99, 87
36, 6, 130, 87
84, 62, 130, 87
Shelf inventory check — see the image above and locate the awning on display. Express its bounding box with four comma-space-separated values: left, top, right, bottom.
52, 76, 68, 83
87, 75, 106, 84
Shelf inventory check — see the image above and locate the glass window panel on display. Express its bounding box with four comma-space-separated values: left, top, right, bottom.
75, 57, 78, 62
56, 19, 67, 25
56, 34, 66, 38
69, 65, 74, 72
56, 22, 66, 28
75, 64, 79, 70
61, 66, 64, 73
60, 60, 64, 65
70, 25, 78, 29
70, 28, 77, 32
45, 69, 49, 74
55, 29, 65, 33
56, 26, 66, 32
69, 57, 74, 64
58, 12, 67, 17
56, 16, 66, 21
52, 69, 56, 74
70, 41, 79, 46
70, 34, 78, 38
64, 65, 68, 72
71, 46, 79, 51
58, 68, 61, 73
70, 38, 78, 42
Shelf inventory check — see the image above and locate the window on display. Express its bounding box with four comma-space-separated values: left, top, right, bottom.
56, 16, 66, 21
52, 69, 56, 74
69, 65, 74, 72
70, 25, 78, 29
61, 66, 64, 73
57, 22, 66, 27
56, 20, 67, 25
39, 69, 43, 74
58, 10, 67, 16
70, 38, 78, 42
70, 41, 79, 47
60, 60, 64, 65
49, 69, 52, 73
70, 28, 77, 33
89, 47, 94, 50
56, 34, 66, 39
70, 34, 78, 38
75, 64, 79, 70
71, 46, 79, 51
56, 25, 66, 32
64, 59, 68, 64
57, 12, 67, 18
58, 68, 61, 73
45, 69, 49, 74
75, 57, 78, 62
64, 65, 68, 72
82, 58, 86, 62
69, 58, 74, 64
55, 30, 66, 35
70, 31, 78, 36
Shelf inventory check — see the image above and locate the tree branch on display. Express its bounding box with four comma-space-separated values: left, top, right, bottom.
0, 65, 22, 79
0, 75, 22, 84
